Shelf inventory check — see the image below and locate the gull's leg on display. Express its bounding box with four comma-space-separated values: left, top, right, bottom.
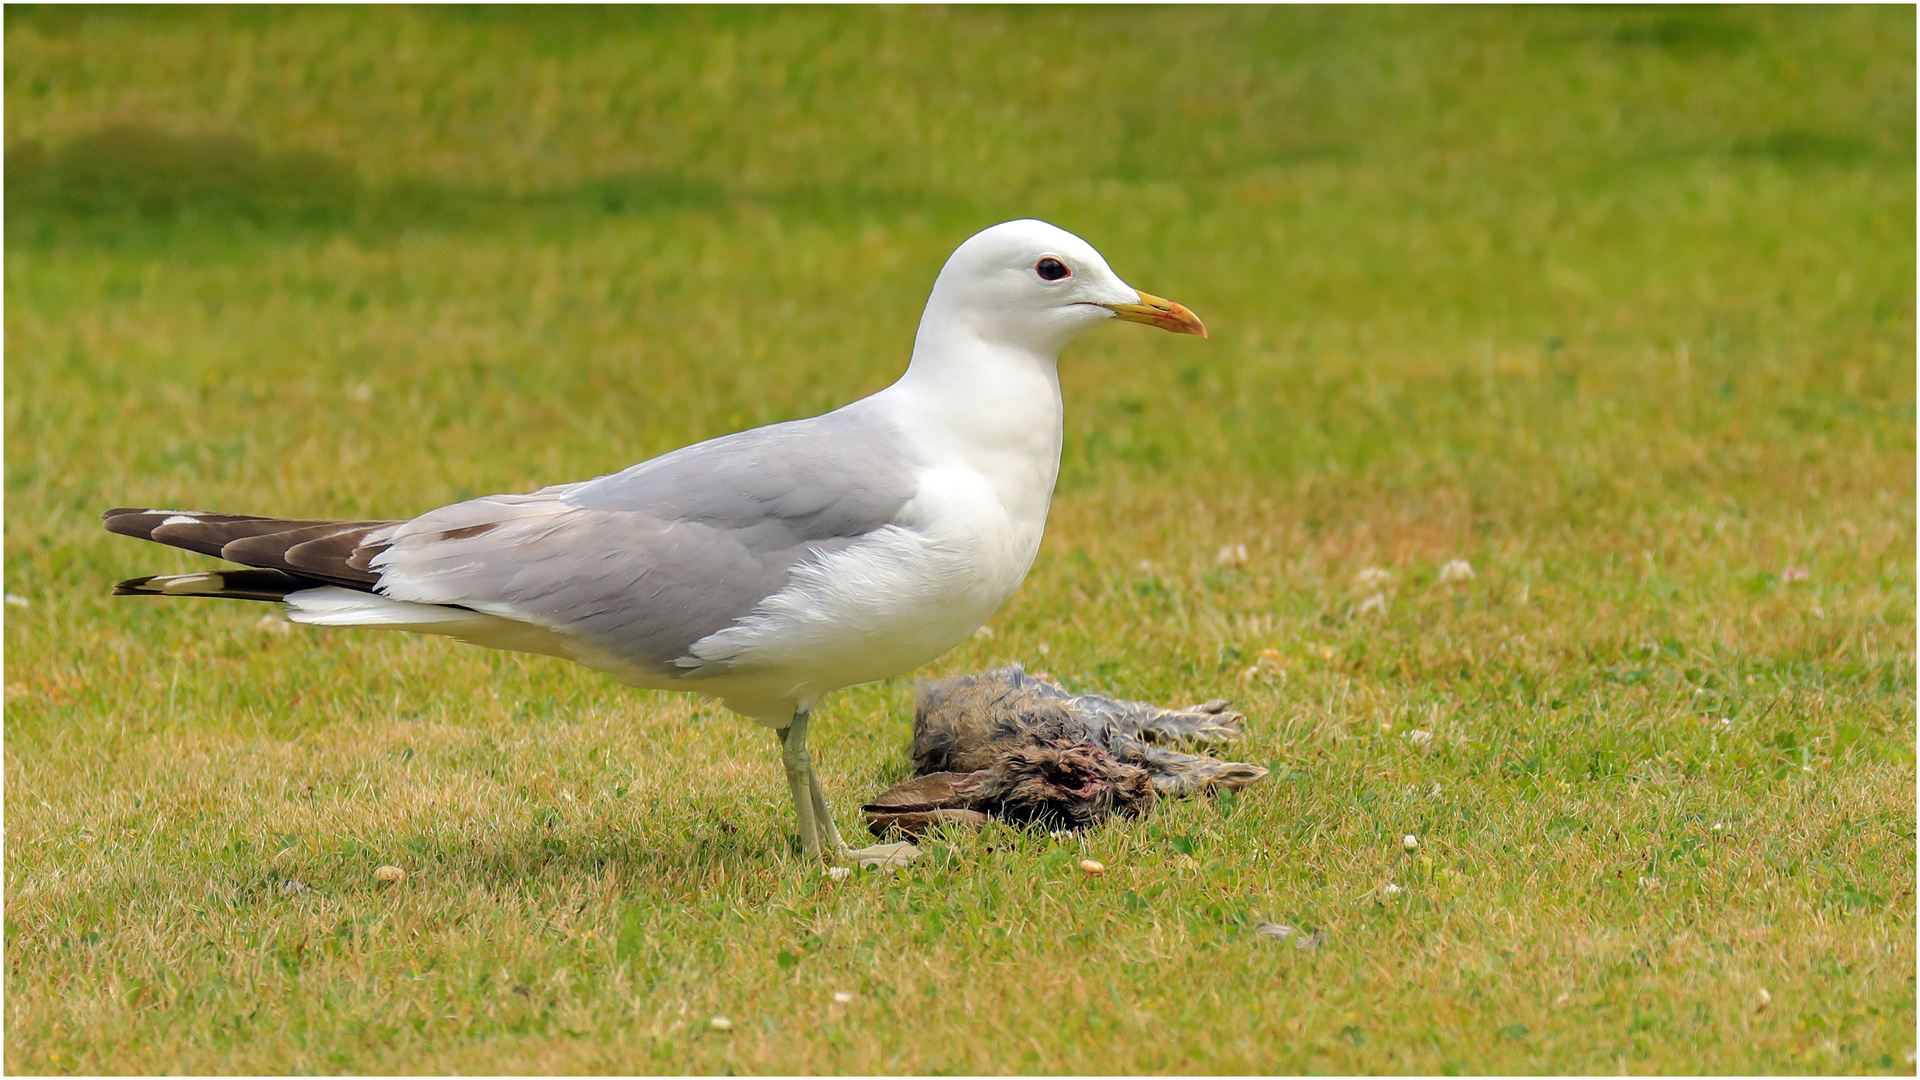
808, 769, 920, 869
777, 710, 921, 870
775, 712, 825, 861
807, 768, 847, 852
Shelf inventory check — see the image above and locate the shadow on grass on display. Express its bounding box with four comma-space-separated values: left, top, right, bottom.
5, 122, 979, 254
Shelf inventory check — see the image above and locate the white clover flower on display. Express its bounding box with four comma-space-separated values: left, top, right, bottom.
1438, 559, 1475, 584
1380, 883, 1403, 898
1402, 834, 1419, 851
1354, 566, 1393, 590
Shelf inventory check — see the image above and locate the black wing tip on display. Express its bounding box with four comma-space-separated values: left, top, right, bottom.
108, 568, 311, 602
101, 508, 207, 539
112, 575, 161, 595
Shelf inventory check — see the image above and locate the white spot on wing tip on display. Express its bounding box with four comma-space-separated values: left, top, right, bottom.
159, 514, 199, 527
158, 573, 221, 594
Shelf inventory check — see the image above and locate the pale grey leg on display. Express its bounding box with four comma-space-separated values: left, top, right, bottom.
775, 709, 920, 870
775, 712, 825, 861
807, 768, 846, 851
809, 768, 920, 869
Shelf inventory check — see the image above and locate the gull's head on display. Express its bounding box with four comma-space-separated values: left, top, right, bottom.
922, 219, 1207, 355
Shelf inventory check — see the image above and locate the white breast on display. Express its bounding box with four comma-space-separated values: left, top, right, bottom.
676, 454, 1048, 706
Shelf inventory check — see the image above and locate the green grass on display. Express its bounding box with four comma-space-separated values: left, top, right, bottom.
5, 5, 1914, 1074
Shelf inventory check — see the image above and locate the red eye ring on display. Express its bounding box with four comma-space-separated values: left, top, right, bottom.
1035, 257, 1070, 281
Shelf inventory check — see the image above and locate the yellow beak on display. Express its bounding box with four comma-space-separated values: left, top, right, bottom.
1101, 290, 1208, 338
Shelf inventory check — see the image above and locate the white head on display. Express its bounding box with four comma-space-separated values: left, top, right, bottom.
917, 219, 1206, 357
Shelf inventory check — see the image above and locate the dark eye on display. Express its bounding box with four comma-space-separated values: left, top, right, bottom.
1035, 257, 1070, 281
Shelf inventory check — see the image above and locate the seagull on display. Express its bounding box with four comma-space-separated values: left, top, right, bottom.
102, 219, 1206, 868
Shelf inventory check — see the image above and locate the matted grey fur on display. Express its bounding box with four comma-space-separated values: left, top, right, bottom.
911, 664, 1266, 797
864, 665, 1267, 839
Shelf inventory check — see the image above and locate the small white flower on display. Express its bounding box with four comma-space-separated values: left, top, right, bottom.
1638, 875, 1661, 890
1354, 566, 1393, 590
1428, 782, 1443, 797
1241, 652, 1283, 684
709, 1015, 733, 1032
1717, 717, 1734, 732
1712, 822, 1725, 831
1438, 559, 1475, 584
831, 991, 854, 1005
1402, 834, 1419, 851
825, 866, 852, 882
3, 593, 28, 608
1403, 729, 1433, 747
1356, 592, 1389, 616
1215, 543, 1249, 568
1380, 883, 1403, 898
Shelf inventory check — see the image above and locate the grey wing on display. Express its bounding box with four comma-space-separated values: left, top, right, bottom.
367, 408, 916, 676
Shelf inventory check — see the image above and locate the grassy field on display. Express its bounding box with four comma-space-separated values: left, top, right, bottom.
4, 5, 1914, 1074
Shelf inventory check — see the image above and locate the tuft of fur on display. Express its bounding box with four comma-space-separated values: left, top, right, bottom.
863, 741, 1153, 839
972, 742, 1155, 830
